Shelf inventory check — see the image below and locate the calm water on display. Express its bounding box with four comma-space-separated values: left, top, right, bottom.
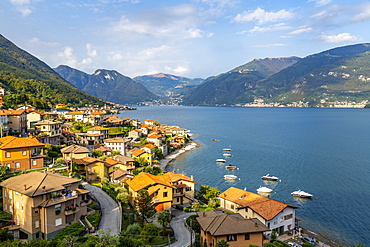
119, 106, 370, 246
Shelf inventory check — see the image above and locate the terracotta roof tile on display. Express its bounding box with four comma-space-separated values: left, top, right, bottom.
126, 172, 174, 192
0, 136, 45, 149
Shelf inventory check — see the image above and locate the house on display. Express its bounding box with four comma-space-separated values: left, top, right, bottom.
60, 144, 90, 161
0, 136, 45, 171
141, 143, 157, 156
128, 129, 142, 139
26, 110, 45, 130
196, 211, 269, 247
103, 137, 130, 156
144, 119, 155, 126
92, 145, 112, 156
129, 149, 152, 166
34, 120, 63, 145
147, 133, 163, 147
126, 172, 195, 212
64, 111, 86, 121
0, 171, 90, 240
72, 157, 110, 182
218, 187, 298, 236
0, 111, 9, 137
84, 112, 106, 126
109, 169, 134, 185
105, 156, 135, 174
75, 126, 109, 146
60, 130, 75, 146
3, 109, 27, 135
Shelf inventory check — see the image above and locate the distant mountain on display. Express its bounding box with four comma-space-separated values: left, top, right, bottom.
254, 43, 370, 104
55, 65, 160, 105
133, 73, 203, 98
0, 34, 104, 108
183, 57, 301, 105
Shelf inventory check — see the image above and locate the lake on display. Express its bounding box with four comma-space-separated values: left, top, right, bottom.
118, 106, 370, 246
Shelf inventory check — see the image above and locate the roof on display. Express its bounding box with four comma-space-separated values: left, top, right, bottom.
34, 120, 63, 125
0, 171, 82, 197
147, 134, 162, 139
158, 172, 195, 184
196, 211, 269, 236
65, 111, 86, 115
104, 137, 130, 143
112, 155, 134, 163
87, 126, 109, 131
110, 169, 130, 180
72, 157, 111, 167
218, 187, 298, 221
60, 144, 90, 154
131, 149, 146, 157
0, 136, 45, 149
90, 112, 106, 115
105, 157, 125, 166
127, 172, 175, 192
0, 109, 26, 116
141, 144, 157, 150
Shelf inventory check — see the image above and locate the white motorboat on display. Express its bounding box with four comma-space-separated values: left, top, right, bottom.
222, 148, 232, 152
261, 174, 279, 181
216, 159, 226, 163
223, 153, 232, 157
224, 174, 238, 180
225, 164, 237, 170
291, 190, 313, 198
256, 186, 273, 193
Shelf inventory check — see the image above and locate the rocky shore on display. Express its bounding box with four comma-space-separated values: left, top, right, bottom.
158, 141, 198, 171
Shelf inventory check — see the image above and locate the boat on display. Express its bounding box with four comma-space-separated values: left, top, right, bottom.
224, 174, 238, 180
256, 186, 272, 193
222, 148, 231, 151
216, 159, 226, 163
225, 164, 237, 170
212, 139, 219, 141
291, 190, 313, 198
223, 153, 232, 157
261, 174, 279, 181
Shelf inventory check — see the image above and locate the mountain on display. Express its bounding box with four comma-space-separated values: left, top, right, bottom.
0, 34, 104, 108
133, 73, 203, 98
54, 65, 160, 105
182, 57, 301, 105
254, 43, 370, 104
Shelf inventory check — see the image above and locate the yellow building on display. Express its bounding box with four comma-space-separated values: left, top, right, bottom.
130, 149, 152, 166
60, 144, 90, 161
0, 136, 45, 171
72, 157, 111, 182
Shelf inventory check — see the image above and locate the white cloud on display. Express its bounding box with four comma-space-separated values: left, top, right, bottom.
107, 53, 124, 62
253, 43, 288, 48
8, 0, 39, 16
318, 33, 360, 43
28, 37, 59, 47
233, 7, 295, 24
57, 46, 78, 67
352, 3, 370, 22
308, 0, 332, 7
81, 57, 93, 65
138, 45, 173, 60
246, 23, 291, 33
289, 27, 313, 35
86, 43, 98, 57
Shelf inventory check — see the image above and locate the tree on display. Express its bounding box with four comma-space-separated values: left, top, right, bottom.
92, 150, 103, 158
140, 223, 159, 242
157, 211, 171, 228
191, 202, 201, 211
126, 223, 142, 236
134, 189, 156, 225
116, 187, 129, 205
216, 239, 229, 247
270, 231, 278, 242
0, 228, 13, 242
0, 166, 9, 182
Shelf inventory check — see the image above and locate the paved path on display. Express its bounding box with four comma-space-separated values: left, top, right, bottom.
83, 183, 121, 236
169, 210, 196, 247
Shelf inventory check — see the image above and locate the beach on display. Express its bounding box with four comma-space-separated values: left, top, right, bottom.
159, 141, 198, 171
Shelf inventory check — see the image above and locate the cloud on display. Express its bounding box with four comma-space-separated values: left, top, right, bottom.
351, 3, 370, 22
107, 53, 124, 62
253, 43, 288, 48
57, 46, 78, 67
308, 0, 332, 7
86, 43, 98, 57
245, 23, 291, 33
8, 0, 38, 16
289, 27, 313, 35
233, 7, 295, 24
318, 33, 360, 43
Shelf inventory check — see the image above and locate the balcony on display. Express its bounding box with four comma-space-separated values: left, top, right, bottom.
65, 206, 80, 215
80, 199, 92, 207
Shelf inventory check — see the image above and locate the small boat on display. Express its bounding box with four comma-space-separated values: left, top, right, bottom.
291, 190, 313, 198
212, 139, 219, 141
224, 174, 238, 180
222, 148, 231, 151
256, 186, 273, 193
261, 174, 279, 181
216, 159, 226, 163
223, 153, 232, 157
225, 165, 237, 170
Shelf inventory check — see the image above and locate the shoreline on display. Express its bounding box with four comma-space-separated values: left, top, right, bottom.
158, 141, 198, 171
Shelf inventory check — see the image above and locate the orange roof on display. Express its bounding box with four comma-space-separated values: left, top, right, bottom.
0, 136, 45, 149
157, 172, 195, 184
0, 109, 25, 116
145, 119, 154, 122
219, 187, 297, 221
65, 111, 86, 115
127, 172, 174, 192
87, 126, 109, 131
131, 149, 146, 157
148, 134, 162, 139
105, 157, 125, 166
90, 112, 106, 115
141, 144, 157, 150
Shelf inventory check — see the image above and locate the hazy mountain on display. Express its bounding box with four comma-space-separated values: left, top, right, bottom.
133, 73, 203, 98
0, 34, 104, 107
182, 57, 301, 105
55, 65, 160, 105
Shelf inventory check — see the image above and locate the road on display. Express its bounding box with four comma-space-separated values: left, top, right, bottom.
83, 183, 122, 236
169, 210, 196, 247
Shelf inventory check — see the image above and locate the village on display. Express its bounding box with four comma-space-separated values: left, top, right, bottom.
0, 102, 324, 247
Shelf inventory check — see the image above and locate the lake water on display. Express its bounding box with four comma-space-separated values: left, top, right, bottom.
118, 106, 370, 246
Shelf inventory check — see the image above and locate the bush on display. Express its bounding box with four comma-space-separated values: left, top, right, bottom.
91, 204, 101, 210
53, 222, 86, 241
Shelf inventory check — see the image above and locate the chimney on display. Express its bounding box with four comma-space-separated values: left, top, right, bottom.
24, 184, 27, 190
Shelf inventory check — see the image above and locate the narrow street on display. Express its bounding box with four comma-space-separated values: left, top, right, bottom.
169, 210, 196, 247
83, 183, 122, 236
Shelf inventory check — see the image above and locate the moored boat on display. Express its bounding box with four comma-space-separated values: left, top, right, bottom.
223, 153, 232, 157
291, 190, 313, 198
216, 159, 226, 163
224, 174, 238, 180
225, 164, 237, 170
222, 148, 232, 151
256, 186, 273, 193
261, 174, 279, 181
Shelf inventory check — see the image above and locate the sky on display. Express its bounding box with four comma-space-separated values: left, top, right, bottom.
1, 0, 370, 79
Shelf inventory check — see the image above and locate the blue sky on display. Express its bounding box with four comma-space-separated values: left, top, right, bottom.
1, 0, 369, 79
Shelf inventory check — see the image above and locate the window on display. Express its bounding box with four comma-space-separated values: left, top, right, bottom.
5, 152, 10, 158
55, 218, 62, 226
230, 204, 234, 210
9, 192, 12, 199
35, 209, 39, 214
163, 192, 168, 198
16, 201, 19, 209
15, 162, 20, 168
21, 204, 24, 212
32, 160, 37, 166
9, 206, 13, 213
35, 220, 39, 228
227, 234, 237, 242
6, 163, 10, 168
284, 214, 293, 220
186, 187, 191, 191
245, 233, 250, 240
22, 150, 26, 156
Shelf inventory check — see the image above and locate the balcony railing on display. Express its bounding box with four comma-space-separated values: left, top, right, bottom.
65, 206, 80, 215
